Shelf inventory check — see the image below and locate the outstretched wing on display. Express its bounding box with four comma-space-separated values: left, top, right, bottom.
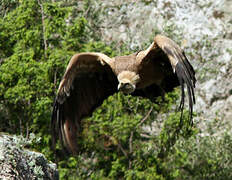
136, 35, 196, 125
51, 52, 118, 154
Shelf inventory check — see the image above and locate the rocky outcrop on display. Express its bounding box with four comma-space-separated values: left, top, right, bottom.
0, 134, 59, 180
83, 0, 232, 135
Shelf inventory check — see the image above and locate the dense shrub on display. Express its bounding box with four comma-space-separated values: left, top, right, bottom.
1, 1, 232, 179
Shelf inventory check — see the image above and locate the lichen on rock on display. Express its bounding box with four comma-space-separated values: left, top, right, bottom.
0, 133, 59, 180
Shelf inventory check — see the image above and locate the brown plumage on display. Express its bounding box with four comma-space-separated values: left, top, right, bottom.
51, 35, 196, 154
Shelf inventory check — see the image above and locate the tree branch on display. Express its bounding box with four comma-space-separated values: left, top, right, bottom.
128, 107, 153, 169
117, 142, 128, 158
128, 131, 133, 169
37, 0, 48, 55
137, 107, 153, 128
129, 131, 133, 154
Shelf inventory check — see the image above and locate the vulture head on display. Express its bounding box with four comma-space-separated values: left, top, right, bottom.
117, 71, 140, 94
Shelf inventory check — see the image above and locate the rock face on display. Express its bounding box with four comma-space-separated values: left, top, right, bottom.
84, 0, 232, 135
0, 134, 59, 180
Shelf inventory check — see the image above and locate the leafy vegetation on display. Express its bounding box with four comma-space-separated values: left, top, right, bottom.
1, 0, 232, 179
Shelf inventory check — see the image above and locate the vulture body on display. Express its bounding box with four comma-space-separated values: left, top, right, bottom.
51, 35, 196, 153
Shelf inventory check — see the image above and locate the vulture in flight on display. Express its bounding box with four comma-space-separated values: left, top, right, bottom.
51, 35, 196, 153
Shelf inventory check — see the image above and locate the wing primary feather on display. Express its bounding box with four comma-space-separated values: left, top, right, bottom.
177, 51, 196, 105
177, 51, 196, 88
58, 101, 66, 148
182, 52, 196, 82
187, 85, 194, 126
180, 53, 195, 81
175, 61, 195, 126
165, 46, 195, 125
51, 98, 69, 153
51, 99, 61, 151
175, 67, 185, 126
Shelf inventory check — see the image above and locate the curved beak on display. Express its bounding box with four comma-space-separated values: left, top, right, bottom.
117, 82, 136, 94
117, 83, 123, 91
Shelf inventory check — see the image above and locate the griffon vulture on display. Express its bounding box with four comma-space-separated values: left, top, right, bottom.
51, 35, 196, 153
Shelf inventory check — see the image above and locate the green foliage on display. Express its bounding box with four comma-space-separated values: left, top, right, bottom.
163, 133, 232, 180
1, 1, 232, 180
0, 0, 20, 17
0, 49, 52, 134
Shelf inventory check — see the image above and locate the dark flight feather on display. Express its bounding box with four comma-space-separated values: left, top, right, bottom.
162, 43, 196, 125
